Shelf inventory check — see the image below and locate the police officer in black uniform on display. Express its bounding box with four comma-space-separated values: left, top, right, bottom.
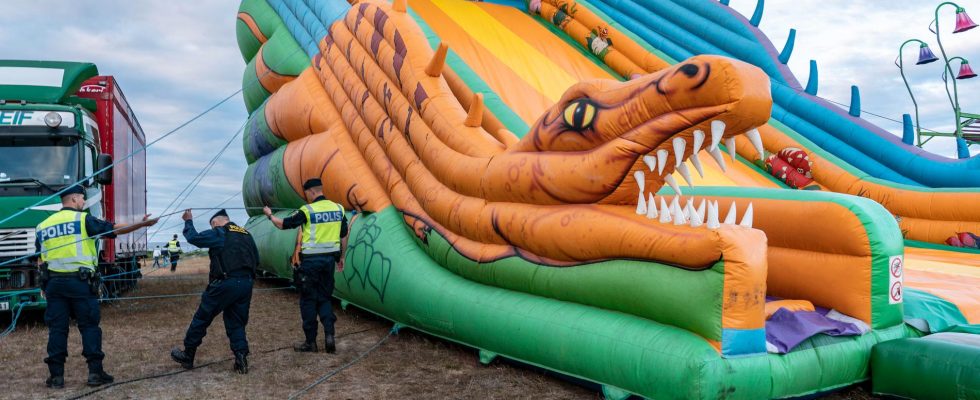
170, 208, 258, 374
35, 185, 158, 389
263, 178, 348, 354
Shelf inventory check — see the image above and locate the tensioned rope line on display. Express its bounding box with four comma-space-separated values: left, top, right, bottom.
98, 286, 292, 302
62, 327, 385, 400
0, 301, 34, 338
0, 41, 308, 229
0, 209, 187, 269
148, 194, 245, 237
149, 204, 294, 242
147, 121, 247, 241
287, 330, 395, 400
769, 79, 952, 136
0, 285, 296, 340
0, 205, 298, 271
0, 206, 306, 337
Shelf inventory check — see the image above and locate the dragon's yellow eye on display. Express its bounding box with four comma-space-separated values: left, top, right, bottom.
562, 99, 597, 130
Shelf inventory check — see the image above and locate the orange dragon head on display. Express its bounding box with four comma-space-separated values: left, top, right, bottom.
509, 55, 772, 204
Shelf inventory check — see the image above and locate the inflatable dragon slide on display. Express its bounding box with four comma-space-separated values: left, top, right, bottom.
233, 0, 980, 398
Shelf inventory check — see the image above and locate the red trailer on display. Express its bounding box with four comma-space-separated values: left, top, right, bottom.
75, 76, 148, 265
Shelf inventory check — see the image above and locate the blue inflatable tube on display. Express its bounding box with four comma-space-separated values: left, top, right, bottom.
586, 0, 980, 188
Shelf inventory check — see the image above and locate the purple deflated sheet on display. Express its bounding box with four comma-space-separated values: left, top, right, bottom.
765, 308, 867, 354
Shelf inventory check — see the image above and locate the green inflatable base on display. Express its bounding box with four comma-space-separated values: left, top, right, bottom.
248, 207, 918, 399
871, 333, 980, 400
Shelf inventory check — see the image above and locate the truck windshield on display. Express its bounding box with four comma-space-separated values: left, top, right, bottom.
0, 136, 78, 188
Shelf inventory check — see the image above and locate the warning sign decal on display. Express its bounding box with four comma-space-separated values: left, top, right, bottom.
888, 255, 904, 304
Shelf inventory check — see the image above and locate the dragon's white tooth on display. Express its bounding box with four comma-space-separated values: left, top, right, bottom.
725, 137, 737, 162
677, 163, 694, 187
747, 128, 765, 158
672, 202, 688, 225
682, 202, 692, 220
643, 155, 657, 171
690, 206, 703, 228
659, 197, 672, 223
672, 137, 687, 167
670, 195, 680, 212
646, 193, 658, 219
689, 155, 705, 178
656, 149, 669, 175
709, 120, 725, 151
740, 202, 754, 228
685, 198, 694, 216
634, 170, 645, 193
692, 130, 705, 153
724, 201, 738, 225
697, 199, 706, 222
664, 175, 682, 196
636, 192, 647, 215
707, 201, 720, 229
708, 147, 727, 172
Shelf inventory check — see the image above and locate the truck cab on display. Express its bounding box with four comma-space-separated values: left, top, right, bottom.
0, 60, 147, 312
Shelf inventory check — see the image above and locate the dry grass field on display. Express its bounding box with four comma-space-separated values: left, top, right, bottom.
0, 257, 872, 399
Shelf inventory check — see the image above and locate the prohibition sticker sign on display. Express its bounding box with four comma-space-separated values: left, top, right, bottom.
890, 257, 903, 278
888, 255, 904, 304
890, 281, 902, 302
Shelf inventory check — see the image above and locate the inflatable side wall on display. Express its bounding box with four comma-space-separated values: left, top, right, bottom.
232, 0, 921, 398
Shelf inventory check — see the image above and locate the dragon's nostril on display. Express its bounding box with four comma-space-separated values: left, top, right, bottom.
679, 63, 699, 78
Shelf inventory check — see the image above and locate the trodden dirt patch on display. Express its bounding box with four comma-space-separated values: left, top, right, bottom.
0, 257, 872, 399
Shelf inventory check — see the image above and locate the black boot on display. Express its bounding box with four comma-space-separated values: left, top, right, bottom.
233, 352, 249, 374
293, 340, 318, 353
324, 335, 336, 354
171, 347, 196, 369
45, 376, 64, 389
87, 371, 115, 387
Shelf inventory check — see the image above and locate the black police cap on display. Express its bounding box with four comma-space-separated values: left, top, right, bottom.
303, 178, 323, 190
59, 185, 85, 198
210, 208, 229, 222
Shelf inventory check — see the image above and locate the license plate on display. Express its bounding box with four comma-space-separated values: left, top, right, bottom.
0, 302, 8, 311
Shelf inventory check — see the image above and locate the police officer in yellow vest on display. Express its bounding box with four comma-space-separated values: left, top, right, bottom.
166, 234, 181, 272
264, 178, 348, 353
35, 185, 158, 389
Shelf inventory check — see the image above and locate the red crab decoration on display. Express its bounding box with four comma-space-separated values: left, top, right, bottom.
764, 147, 816, 189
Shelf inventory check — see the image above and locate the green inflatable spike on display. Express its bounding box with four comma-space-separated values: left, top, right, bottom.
602, 385, 631, 400
478, 350, 498, 365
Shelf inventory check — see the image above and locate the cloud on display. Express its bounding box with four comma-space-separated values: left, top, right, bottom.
730, 0, 979, 156
0, 0, 252, 247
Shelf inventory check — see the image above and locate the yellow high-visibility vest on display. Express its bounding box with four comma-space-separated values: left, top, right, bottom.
299, 199, 344, 254
36, 210, 98, 272
167, 240, 180, 253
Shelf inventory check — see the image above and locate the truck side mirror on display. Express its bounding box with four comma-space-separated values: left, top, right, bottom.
95, 154, 113, 185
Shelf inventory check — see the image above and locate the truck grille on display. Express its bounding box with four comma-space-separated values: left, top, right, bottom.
0, 228, 35, 258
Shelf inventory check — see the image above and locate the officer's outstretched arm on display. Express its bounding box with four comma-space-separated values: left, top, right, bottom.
113, 214, 159, 235
263, 206, 286, 229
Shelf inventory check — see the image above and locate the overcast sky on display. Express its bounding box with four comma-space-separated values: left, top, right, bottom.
1, 0, 978, 244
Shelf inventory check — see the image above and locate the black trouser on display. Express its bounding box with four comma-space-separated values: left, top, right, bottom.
44, 275, 104, 377
298, 254, 337, 343
182, 277, 253, 354
170, 255, 180, 271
